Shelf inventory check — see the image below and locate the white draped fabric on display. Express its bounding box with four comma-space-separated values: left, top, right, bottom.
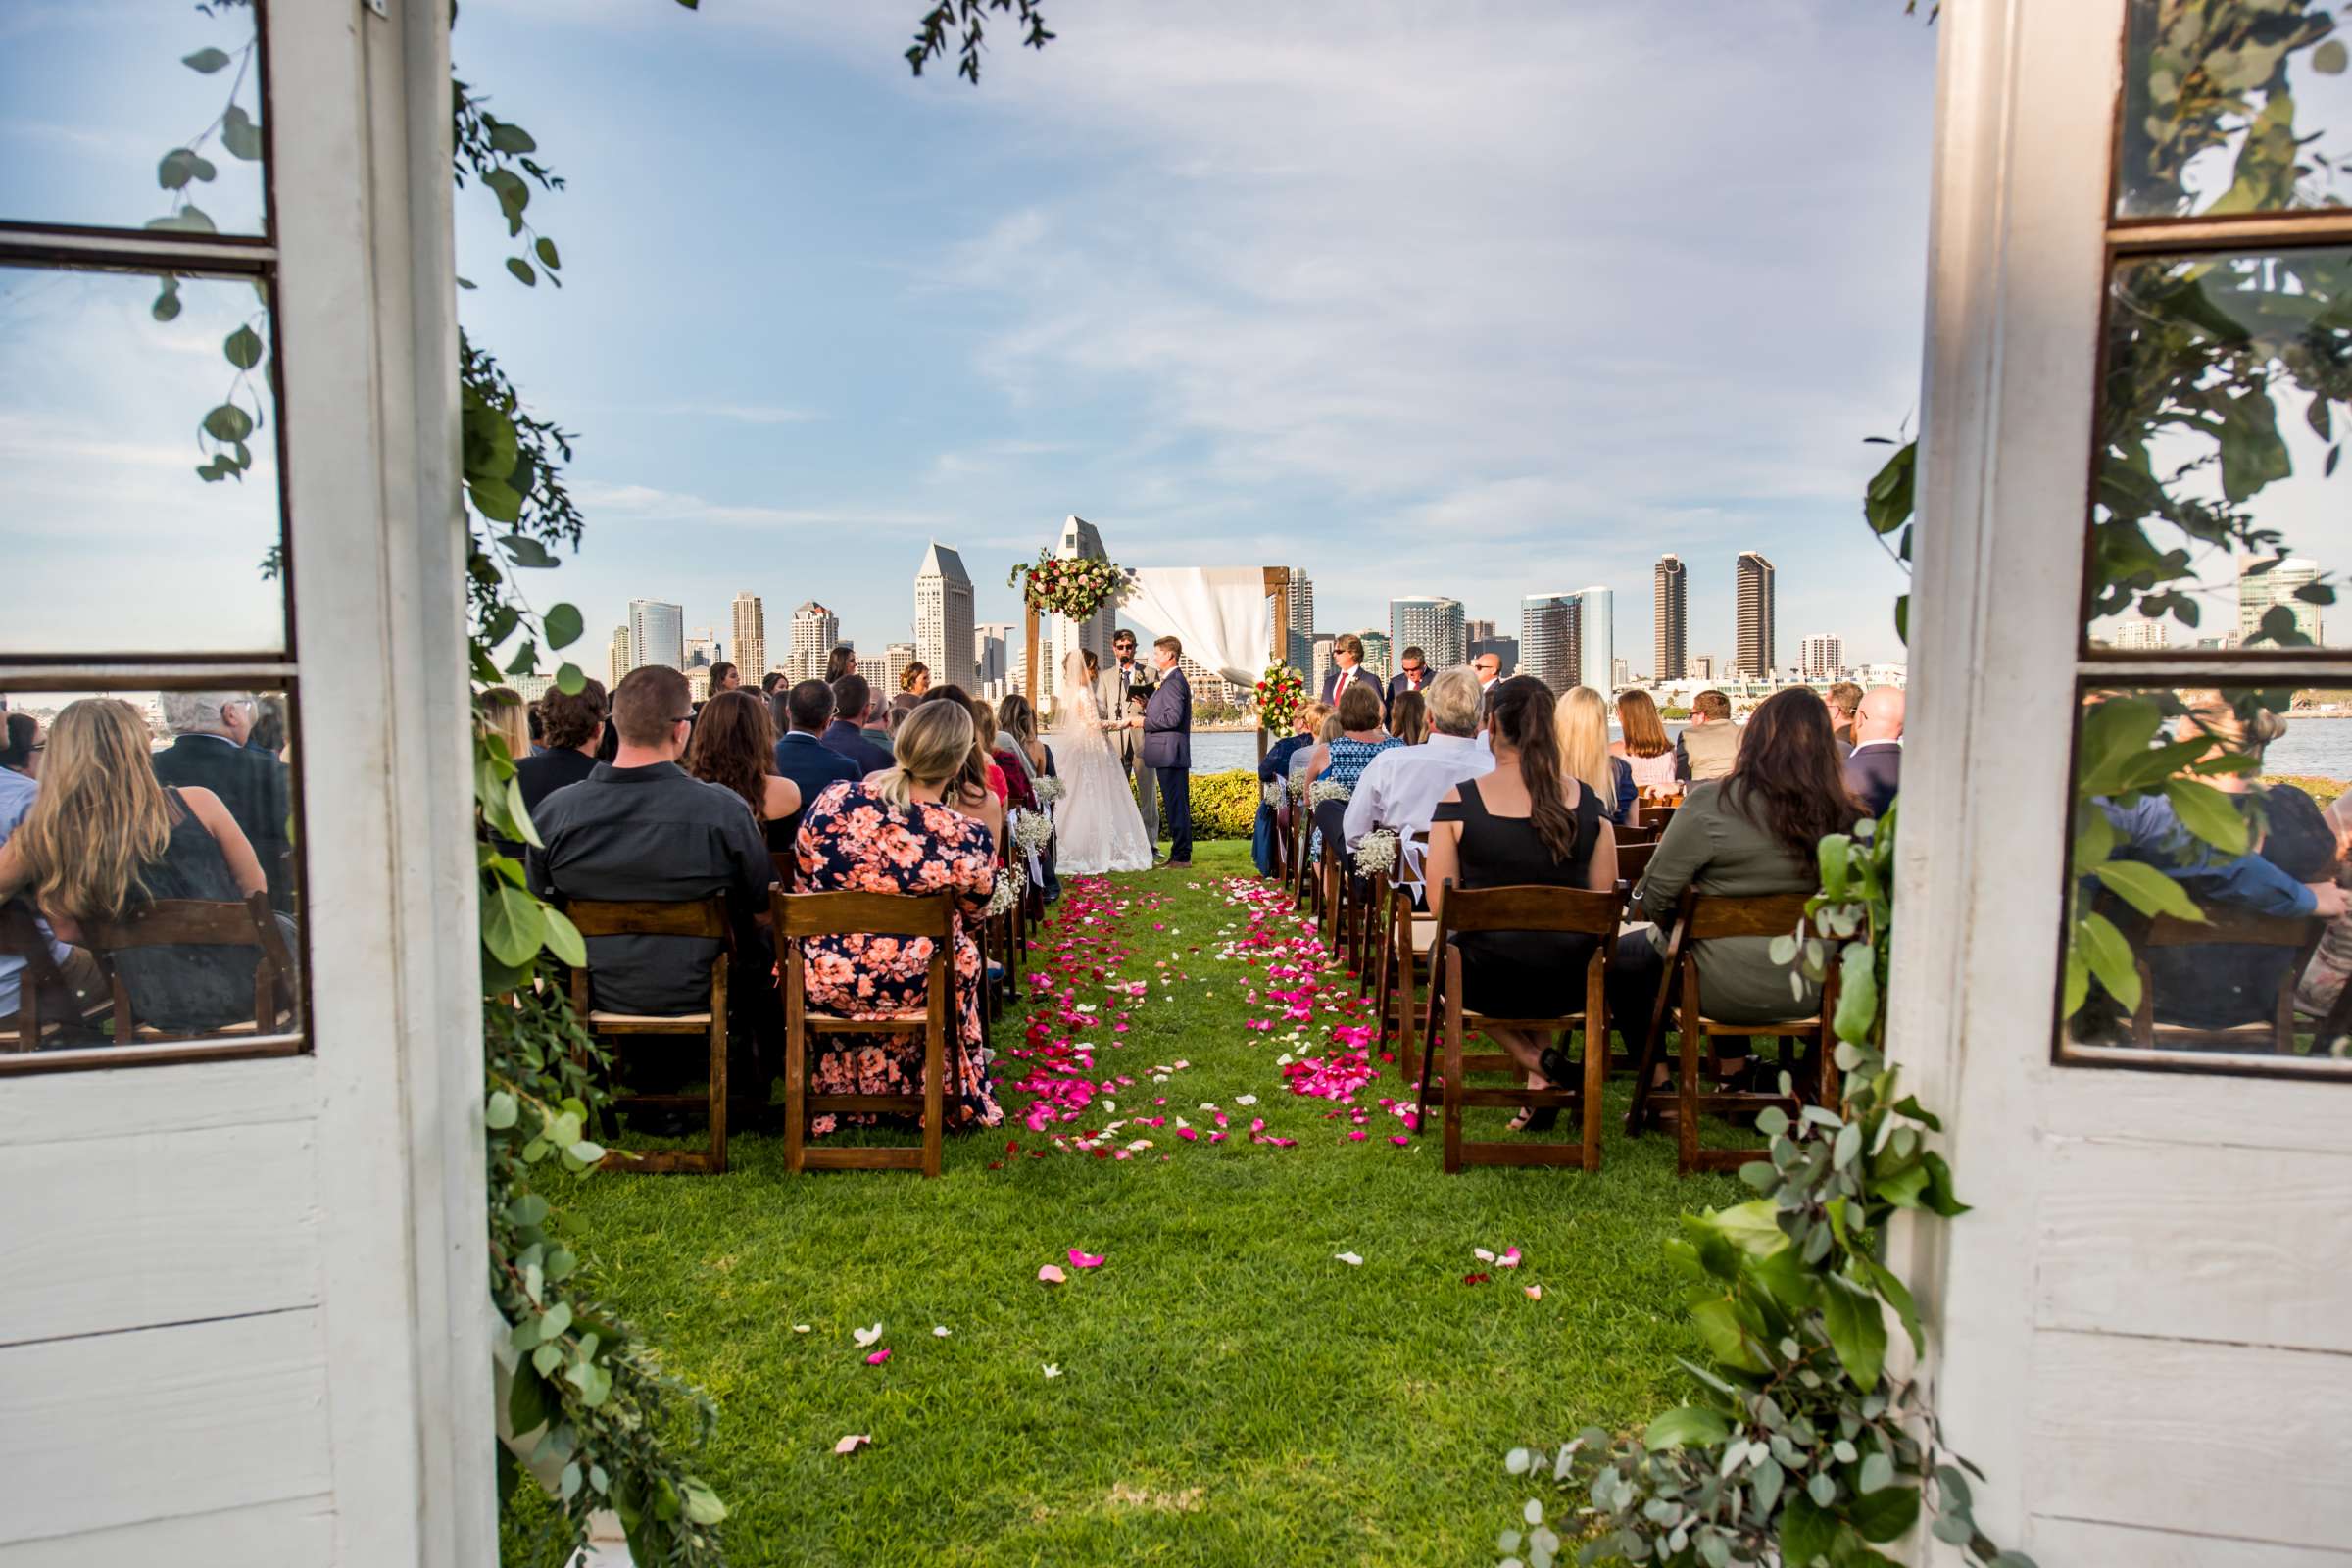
1120, 566, 1273, 685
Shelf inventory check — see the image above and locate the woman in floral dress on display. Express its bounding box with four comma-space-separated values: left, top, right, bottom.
793, 701, 1004, 1134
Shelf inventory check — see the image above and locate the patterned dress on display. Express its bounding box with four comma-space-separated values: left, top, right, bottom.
1310, 734, 1404, 860
793, 780, 1004, 1134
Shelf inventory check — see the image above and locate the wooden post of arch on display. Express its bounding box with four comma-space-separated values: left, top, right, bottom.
1024, 604, 1041, 713
1259, 565, 1291, 765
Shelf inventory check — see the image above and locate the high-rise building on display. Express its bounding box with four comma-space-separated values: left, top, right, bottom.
2109, 619, 2170, 651
1691, 653, 1717, 681
731, 592, 766, 678
974, 622, 1012, 687
684, 628, 718, 669
883, 641, 918, 695
915, 540, 977, 687
1470, 635, 1521, 676
1178, 654, 1238, 707
1282, 569, 1315, 674
607, 625, 630, 690
1465, 617, 1497, 646
685, 669, 710, 705
1653, 556, 1689, 681
787, 601, 839, 681
627, 599, 684, 672
1799, 634, 1844, 680
1610, 657, 1630, 689
1578, 587, 1615, 698
1310, 635, 1336, 694
1356, 629, 1394, 678
1045, 515, 1118, 702
1389, 597, 1467, 670
1521, 592, 1582, 690
2237, 555, 2324, 647
1735, 552, 1777, 678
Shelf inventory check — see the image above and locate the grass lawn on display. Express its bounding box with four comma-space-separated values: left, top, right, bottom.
508, 840, 1740, 1565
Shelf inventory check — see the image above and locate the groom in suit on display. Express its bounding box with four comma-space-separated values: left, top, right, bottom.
1143, 634, 1192, 867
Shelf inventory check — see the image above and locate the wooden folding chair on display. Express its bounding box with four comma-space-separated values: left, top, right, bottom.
79, 890, 296, 1044
562, 897, 732, 1175
1411, 881, 1624, 1172
1616, 840, 1659, 888
2124, 902, 2325, 1054
1625, 891, 1840, 1175
775, 888, 957, 1178
1369, 833, 1438, 1082
1, 900, 91, 1052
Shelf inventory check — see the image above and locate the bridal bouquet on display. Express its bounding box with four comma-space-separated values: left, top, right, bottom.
1011, 808, 1056, 858
1254, 662, 1306, 732
1307, 780, 1352, 808
1034, 776, 1068, 808
1352, 829, 1400, 878
982, 861, 1024, 918
1006, 549, 1128, 621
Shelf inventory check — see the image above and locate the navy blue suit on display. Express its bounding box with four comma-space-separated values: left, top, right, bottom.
1386, 670, 1430, 708
1843, 742, 1901, 819
1143, 665, 1192, 861
817, 718, 893, 779
773, 730, 861, 851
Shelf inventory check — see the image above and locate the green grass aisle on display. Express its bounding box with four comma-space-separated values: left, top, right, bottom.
509, 840, 1739, 1566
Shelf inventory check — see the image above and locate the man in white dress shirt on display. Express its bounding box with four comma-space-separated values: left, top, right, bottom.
1341, 665, 1493, 895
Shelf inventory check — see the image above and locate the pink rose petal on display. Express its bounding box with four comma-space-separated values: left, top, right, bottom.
1068, 1249, 1105, 1269
1498, 1247, 1522, 1269
1524, 1285, 1544, 1300
834, 1434, 871, 1454
1038, 1264, 1067, 1286
864, 1348, 891, 1365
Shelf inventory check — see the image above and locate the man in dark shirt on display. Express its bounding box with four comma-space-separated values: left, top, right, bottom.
773, 679, 859, 848
529, 666, 780, 1101
514, 677, 605, 816
150, 689, 294, 912
821, 673, 894, 776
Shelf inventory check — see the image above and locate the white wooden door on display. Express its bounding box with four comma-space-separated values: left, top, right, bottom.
0, 1, 487, 1562
1896, 0, 2352, 1561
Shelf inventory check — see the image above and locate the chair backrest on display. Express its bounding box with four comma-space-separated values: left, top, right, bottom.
562, 897, 729, 942
1, 899, 69, 1048
769, 850, 798, 892
2134, 905, 2320, 951
1616, 841, 1659, 886
78, 890, 295, 1036
1436, 880, 1624, 939
1685, 890, 1815, 942
772, 888, 955, 941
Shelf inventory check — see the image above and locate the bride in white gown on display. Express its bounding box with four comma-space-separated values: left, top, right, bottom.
1050, 648, 1156, 875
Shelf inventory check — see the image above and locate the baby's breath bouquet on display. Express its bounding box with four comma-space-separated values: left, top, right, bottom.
982, 861, 1024, 918
1034, 776, 1068, 808
1011, 808, 1055, 858
1352, 828, 1399, 877
1307, 779, 1352, 809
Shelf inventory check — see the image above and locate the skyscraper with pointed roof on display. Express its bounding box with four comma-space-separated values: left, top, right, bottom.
915, 540, 976, 687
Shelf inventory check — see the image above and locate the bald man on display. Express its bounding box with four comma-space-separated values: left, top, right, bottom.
1843, 685, 1904, 817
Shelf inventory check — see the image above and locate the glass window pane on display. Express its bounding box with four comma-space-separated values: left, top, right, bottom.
2117, 1, 2352, 220
2059, 681, 2352, 1075
1, 265, 285, 655
0, 1, 268, 235
0, 686, 304, 1057
2088, 248, 2352, 654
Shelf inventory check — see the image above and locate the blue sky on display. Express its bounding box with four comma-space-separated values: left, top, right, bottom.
2, 0, 1936, 671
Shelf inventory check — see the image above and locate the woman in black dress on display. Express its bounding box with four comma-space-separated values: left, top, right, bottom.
1424, 675, 1619, 1131
683, 689, 804, 854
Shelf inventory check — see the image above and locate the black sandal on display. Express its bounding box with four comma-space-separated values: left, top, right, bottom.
1507, 1105, 1560, 1134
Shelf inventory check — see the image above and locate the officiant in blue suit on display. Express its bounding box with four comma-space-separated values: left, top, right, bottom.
1143, 635, 1193, 867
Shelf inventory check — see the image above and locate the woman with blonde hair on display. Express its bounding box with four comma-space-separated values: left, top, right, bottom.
1612, 688, 1679, 800
480, 686, 531, 760
792, 698, 1004, 1133
0, 698, 279, 1034
1556, 686, 1638, 828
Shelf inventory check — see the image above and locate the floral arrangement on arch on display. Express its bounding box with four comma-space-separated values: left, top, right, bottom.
1254, 662, 1306, 733
1006, 549, 1128, 621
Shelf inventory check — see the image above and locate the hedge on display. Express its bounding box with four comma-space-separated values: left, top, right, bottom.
1124, 767, 1262, 841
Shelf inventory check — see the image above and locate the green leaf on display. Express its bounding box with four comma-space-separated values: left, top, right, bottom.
1819, 1272, 1887, 1391
485, 1090, 518, 1129
467, 477, 524, 524
1858, 1451, 1894, 1494
2078, 911, 2141, 1012
223, 324, 264, 370
482, 883, 547, 966
535, 235, 562, 270
146, 205, 217, 234
506, 256, 538, 287
2062, 943, 2089, 1017
1752, 1455, 1786, 1518
1849, 1481, 1921, 1543
202, 403, 255, 443
1833, 940, 1878, 1046
1644, 1405, 1731, 1449
1856, 1255, 1925, 1356
489, 121, 539, 154
1781, 1492, 1838, 1567
221, 105, 263, 162
2076, 698, 2165, 796
159, 148, 199, 189
541, 906, 587, 968
2091, 859, 2206, 922
182, 46, 232, 73
555, 662, 587, 695
2072, 805, 2114, 872
507, 1365, 550, 1434
151, 279, 182, 322
2164, 778, 2249, 857
504, 638, 539, 678
497, 533, 560, 567
1702, 1200, 1788, 1256
543, 602, 584, 649
680, 1483, 727, 1526
1892, 593, 1908, 646
2318, 39, 2349, 74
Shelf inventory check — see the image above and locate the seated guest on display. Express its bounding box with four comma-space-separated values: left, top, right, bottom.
247, 694, 290, 760
793, 701, 1004, 1134
478, 686, 531, 760
1612, 689, 1680, 801
821, 673, 895, 777
527, 666, 780, 1094
772, 679, 860, 849
1556, 685, 1638, 829
1619, 686, 1859, 1086
151, 689, 295, 913
707, 661, 741, 694
1425, 675, 1618, 1132
1673, 688, 1740, 783
1305, 680, 1403, 861
860, 685, 895, 751
976, 694, 1037, 813
1255, 702, 1327, 877
920, 686, 1006, 844
1387, 645, 1432, 706
1, 713, 107, 1032
1842, 685, 1904, 817
760, 670, 788, 699
1826, 682, 1864, 750
1288, 705, 1339, 807
684, 689, 804, 856
891, 662, 931, 727
0, 699, 278, 1035
825, 644, 858, 684
1341, 668, 1493, 891
1388, 690, 1430, 746
998, 693, 1060, 899
515, 677, 607, 815
2145, 783, 2340, 1032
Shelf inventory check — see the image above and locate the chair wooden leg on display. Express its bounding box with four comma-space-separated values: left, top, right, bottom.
1442, 948, 1466, 1175
784, 960, 808, 1176
1582, 954, 1607, 1173
707, 956, 730, 1175
922, 962, 947, 1181
1676, 966, 1701, 1176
